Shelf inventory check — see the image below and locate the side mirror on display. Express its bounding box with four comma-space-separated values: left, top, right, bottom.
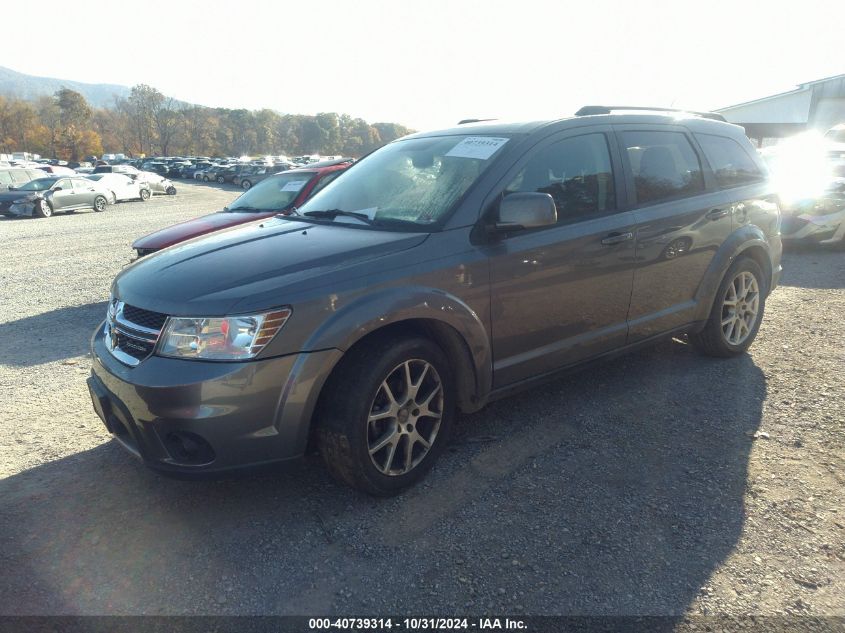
53, 186, 63, 191
494, 192, 557, 232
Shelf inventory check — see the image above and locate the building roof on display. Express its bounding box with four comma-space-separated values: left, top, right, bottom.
716, 73, 845, 113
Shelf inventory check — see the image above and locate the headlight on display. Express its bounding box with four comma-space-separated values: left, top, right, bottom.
157, 309, 291, 360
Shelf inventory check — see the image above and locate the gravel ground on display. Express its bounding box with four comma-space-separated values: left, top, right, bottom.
0, 182, 842, 619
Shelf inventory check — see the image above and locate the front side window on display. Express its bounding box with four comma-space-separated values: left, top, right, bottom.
54, 179, 71, 190
504, 133, 616, 221
695, 134, 763, 188
298, 134, 510, 227
621, 130, 704, 205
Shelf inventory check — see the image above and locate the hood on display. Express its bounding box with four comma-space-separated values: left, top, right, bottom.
131, 210, 273, 250
0, 190, 40, 202
115, 218, 429, 315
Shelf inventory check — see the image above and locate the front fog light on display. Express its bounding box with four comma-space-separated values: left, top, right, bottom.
158, 308, 291, 360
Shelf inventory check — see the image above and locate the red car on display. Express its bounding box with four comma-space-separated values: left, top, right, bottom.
132, 160, 352, 257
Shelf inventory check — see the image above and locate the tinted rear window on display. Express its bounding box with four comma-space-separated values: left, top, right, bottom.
621, 131, 704, 205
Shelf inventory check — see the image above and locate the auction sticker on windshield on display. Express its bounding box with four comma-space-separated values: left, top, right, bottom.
281, 180, 308, 192
445, 137, 508, 160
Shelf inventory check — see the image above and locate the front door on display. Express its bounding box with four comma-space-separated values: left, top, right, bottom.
49, 178, 76, 211
486, 129, 636, 388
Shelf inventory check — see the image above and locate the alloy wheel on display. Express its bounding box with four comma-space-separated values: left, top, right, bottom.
366, 359, 443, 476
721, 271, 760, 346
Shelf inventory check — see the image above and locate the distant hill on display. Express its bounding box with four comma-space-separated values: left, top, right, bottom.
0, 66, 130, 107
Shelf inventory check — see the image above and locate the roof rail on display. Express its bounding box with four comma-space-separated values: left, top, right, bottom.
575, 106, 726, 122
457, 118, 496, 125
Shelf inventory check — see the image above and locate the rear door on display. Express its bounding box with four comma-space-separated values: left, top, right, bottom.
486, 127, 637, 387
615, 126, 733, 341
72, 177, 98, 206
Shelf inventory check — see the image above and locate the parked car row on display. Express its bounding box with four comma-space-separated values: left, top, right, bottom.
0, 161, 180, 218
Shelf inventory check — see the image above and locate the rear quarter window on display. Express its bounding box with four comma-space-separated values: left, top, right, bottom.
695, 134, 764, 188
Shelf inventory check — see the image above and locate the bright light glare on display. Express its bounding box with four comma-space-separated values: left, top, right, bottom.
762, 132, 833, 205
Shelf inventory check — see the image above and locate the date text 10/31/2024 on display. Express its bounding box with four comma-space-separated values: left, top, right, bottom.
308, 618, 528, 630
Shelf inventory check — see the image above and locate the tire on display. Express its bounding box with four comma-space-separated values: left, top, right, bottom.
34, 198, 52, 218
203, 176, 210, 182
241, 180, 252, 190
140, 189, 150, 201
93, 195, 107, 212
689, 257, 766, 357
217, 176, 225, 184
166, 186, 177, 195
317, 335, 455, 496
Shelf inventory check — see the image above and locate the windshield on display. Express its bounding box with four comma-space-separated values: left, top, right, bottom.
227, 171, 316, 212
297, 134, 510, 227
18, 178, 56, 191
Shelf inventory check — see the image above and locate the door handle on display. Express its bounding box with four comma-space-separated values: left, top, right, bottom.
601, 231, 634, 245
706, 208, 728, 220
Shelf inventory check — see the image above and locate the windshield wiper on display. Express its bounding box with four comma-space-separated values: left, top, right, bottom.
226, 206, 267, 213
302, 209, 374, 224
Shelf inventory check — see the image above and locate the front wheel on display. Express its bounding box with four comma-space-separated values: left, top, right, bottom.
689, 257, 766, 357
93, 195, 107, 212
241, 180, 252, 190
317, 336, 455, 496
166, 186, 177, 195
216, 176, 225, 184
140, 188, 150, 201
34, 199, 52, 218
202, 176, 210, 182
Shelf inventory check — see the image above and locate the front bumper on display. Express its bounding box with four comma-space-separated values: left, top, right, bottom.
4, 201, 36, 217
88, 322, 342, 474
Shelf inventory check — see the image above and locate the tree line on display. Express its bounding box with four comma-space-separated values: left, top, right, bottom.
0, 84, 415, 160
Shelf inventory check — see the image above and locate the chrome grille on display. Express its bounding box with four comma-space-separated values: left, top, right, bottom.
105, 299, 167, 366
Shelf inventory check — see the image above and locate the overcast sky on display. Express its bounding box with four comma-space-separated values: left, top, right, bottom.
3, 0, 843, 131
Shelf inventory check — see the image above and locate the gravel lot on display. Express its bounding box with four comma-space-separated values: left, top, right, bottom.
0, 181, 843, 618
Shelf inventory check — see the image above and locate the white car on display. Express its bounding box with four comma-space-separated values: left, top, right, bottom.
137, 172, 177, 195
85, 174, 151, 202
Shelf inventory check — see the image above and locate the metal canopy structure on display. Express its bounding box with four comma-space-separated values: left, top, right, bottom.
715, 74, 845, 144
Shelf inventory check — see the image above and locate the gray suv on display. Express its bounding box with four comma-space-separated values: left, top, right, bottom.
88, 107, 782, 495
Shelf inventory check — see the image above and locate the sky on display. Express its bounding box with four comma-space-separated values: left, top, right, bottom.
3, 0, 843, 132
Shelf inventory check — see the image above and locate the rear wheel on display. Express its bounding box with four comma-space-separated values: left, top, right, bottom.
317, 335, 455, 496
216, 176, 225, 184
140, 188, 150, 201
203, 176, 210, 182
166, 186, 177, 195
689, 257, 766, 357
241, 180, 252, 190
93, 195, 107, 212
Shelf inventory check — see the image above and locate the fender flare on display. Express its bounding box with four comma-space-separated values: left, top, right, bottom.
693, 225, 774, 323
304, 285, 493, 406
